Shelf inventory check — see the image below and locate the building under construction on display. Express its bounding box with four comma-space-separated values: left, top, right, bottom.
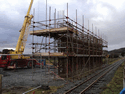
30, 5, 108, 78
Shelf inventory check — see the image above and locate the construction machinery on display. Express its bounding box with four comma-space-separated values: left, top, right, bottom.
0, 0, 38, 69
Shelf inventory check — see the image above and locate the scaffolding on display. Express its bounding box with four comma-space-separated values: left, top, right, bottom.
30, 5, 108, 79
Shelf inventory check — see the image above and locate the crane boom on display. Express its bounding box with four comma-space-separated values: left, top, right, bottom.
15, 0, 33, 53
10, 0, 34, 59
0, 0, 39, 69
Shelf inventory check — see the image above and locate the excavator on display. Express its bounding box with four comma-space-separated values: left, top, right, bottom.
0, 0, 38, 69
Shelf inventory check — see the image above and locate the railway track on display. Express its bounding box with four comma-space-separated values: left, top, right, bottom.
64, 59, 124, 94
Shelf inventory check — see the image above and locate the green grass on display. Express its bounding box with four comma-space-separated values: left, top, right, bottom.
101, 61, 124, 94
2, 85, 64, 94
104, 58, 123, 65
26, 85, 64, 94
108, 58, 120, 64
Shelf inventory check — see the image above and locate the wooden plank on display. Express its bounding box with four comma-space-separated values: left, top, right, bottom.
34, 52, 67, 57
30, 27, 78, 36
33, 53, 105, 57
0, 74, 2, 94
30, 27, 67, 35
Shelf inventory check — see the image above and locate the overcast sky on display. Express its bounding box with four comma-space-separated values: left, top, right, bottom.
0, 0, 125, 54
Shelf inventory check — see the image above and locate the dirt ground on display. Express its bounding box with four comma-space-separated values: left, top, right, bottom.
2, 86, 30, 94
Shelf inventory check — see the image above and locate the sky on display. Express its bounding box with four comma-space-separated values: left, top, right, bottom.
0, 0, 125, 54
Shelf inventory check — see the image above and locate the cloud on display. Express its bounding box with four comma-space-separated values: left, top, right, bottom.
0, 0, 125, 53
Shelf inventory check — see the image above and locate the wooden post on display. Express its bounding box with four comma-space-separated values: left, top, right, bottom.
0, 74, 2, 94
123, 62, 125, 88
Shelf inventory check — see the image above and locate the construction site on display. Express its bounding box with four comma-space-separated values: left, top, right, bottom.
30, 4, 108, 79
3, 0, 125, 94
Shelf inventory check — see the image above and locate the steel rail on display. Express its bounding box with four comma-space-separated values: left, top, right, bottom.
80, 60, 123, 94
64, 59, 124, 94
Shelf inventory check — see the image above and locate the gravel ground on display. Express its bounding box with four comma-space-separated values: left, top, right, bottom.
1, 65, 66, 89
1, 59, 124, 94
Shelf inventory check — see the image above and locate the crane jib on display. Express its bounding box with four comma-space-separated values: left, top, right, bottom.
10, 0, 34, 59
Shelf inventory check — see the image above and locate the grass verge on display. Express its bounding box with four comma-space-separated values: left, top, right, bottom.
101, 61, 124, 94
2, 85, 64, 94
108, 58, 123, 65
26, 85, 64, 94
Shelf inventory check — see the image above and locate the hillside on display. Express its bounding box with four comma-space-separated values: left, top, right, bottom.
109, 48, 125, 54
